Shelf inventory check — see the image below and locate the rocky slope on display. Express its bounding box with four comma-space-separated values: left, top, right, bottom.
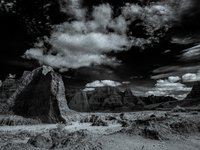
8, 65, 73, 123
140, 95, 178, 105
69, 92, 90, 112
88, 86, 123, 111
67, 87, 178, 112
0, 78, 16, 100
185, 81, 200, 100
122, 88, 138, 106
0, 71, 31, 100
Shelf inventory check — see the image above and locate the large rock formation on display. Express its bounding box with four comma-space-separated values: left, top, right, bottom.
9, 66, 73, 123
122, 88, 138, 106
68, 92, 90, 112
88, 86, 123, 111
185, 81, 200, 100
103, 89, 123, 108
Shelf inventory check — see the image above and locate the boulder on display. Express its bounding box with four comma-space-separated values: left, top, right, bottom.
9, 65, 73, 123
69, 92, 90, 112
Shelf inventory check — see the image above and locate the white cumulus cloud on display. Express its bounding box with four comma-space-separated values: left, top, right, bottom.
146, 75, 192, 99
86, 80, 121, 88
168, 76, 181, 83
22, 2, 179, 71
182, 71, 200, 82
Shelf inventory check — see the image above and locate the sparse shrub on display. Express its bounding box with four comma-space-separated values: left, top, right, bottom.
56, 122, 66, 131
164, 112, 171, 117
142, 126, 161, 140
28, 128, 90, 149
105, 115, 117, 121
171, 105, 186, 112
119, 113, 125, 120
0, 115, 41, 126
149, 114, 156, 118
121, 120, 132, 127
0, 142, 34, 150
190, 111, 198, 115
80, 115, 91, 123
169, 121, 199, 134
91, 118, 108, 126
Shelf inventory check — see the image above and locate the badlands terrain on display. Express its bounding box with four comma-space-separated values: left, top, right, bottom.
1, 111, 200, 150
0, 66, 200, 149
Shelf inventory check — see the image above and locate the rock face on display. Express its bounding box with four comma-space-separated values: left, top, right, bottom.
0, 71, 31, 100
0, 78, 17, 100
140, 95, 178, 105
103, 90, 123, 108
122, 88, 138, 106
88, 86, 123, 111
68, 92, 90, 112
185, 81, 200, 100
136, 97, 146, 106
9, 66, 72, 123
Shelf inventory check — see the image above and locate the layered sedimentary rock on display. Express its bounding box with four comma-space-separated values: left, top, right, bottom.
65, 88, 81, 105
136, 97, 146, 106
140, 95, 177, 105
9, 65, 72, 123
185, 81, 200, 100
103, 90, 123, 108
88, 86, 123, 111
122, 88, 138, 106
0, 71, 31, 100
0, 78, 16, 99
69, 92, 90, 112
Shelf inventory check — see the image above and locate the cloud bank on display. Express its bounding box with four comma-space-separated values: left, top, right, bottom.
22, 1, 179, 71
146, 76, 192, 99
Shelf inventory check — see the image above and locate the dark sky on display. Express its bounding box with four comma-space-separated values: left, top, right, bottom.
1, 0, 200, 99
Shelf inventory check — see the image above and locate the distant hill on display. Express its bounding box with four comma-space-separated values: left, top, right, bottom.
184, 81, 200, 100
0, 67, 185, 114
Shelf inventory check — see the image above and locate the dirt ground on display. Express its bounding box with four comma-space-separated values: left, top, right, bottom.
0, 111, 200, 150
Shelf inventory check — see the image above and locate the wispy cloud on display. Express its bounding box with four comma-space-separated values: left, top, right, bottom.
151, 64, 200, 79
180, 44, 200, 61
122, 81, 131, 84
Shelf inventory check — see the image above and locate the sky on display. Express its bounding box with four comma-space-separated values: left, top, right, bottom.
1, 0, 200, 100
